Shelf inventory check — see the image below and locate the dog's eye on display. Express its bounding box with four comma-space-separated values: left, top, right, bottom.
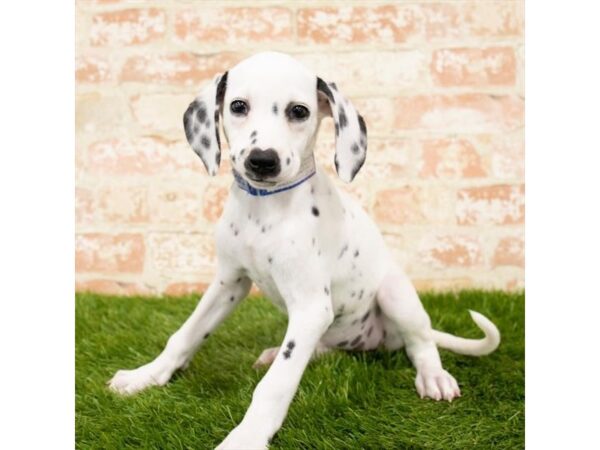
230, 100, 249, 116
287, 104, 310, 121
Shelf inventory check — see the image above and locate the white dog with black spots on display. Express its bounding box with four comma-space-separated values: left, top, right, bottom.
109, 52, 500, 450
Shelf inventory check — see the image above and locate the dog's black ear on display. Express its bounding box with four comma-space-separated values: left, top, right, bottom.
317, 77, 367, 183
183, 72, 228, 176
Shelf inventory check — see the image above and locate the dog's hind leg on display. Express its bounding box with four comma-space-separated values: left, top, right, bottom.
108, 267, 251, 396
377, 266, 461, 401
252, 341, 331, 369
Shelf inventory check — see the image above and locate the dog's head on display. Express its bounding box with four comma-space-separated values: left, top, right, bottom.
183, 52, 367, 186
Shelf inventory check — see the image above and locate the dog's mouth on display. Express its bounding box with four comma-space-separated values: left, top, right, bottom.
243, 171, 278, 186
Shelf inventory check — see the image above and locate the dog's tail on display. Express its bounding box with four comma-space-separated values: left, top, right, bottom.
432, 310, 500, 356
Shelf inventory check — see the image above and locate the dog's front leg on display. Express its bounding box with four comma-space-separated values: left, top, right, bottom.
108, 268, 251, 395
217, 295, 333, 450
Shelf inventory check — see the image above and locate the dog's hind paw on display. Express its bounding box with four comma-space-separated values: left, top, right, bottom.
252, 346, 280, 369
415, 368, 461, 402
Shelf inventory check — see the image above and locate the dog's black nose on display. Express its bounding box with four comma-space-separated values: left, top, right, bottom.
244, 148, 281, 177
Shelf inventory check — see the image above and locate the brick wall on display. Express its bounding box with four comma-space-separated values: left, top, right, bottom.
75, 0, 524, 296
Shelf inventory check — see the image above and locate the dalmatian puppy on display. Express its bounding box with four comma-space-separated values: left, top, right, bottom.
108, 52, 500, 449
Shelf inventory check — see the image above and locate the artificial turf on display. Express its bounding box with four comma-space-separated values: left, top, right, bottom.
76, 290, 524, 449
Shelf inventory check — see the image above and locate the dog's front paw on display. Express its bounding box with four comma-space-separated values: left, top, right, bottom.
216, 424, 270, 450
107, 360, 174, 396
415, 368, 461, 402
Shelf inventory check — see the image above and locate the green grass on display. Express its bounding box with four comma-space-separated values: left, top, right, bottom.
76, 291, 524, 449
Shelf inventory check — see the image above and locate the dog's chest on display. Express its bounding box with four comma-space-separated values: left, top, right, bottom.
216, 173, 392, 332
218, 210, 309, 311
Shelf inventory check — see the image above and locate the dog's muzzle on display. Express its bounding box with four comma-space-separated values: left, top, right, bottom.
244, 148, 281, 179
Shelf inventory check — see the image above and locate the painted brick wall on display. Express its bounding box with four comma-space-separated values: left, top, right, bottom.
75, 0, 525, 296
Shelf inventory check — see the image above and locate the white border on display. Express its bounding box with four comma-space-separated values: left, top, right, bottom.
0, 2, 74, 448
527, 1, 600, 448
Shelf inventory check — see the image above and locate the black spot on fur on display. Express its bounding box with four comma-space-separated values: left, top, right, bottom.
317, 77, 335, 103
351, 143, 360, 154
351, 291, 356, 298
193, 124, 199, 134
196, 103, 207, 123
283, 340, 295, 359
350, 156, 366, 181
358, 289, 364, 299
236, 278, 241, 283
375, 305, 382, 317
272, 103, 278, 114
312, 206, 320, 217
183, 104, 196, 143
329, 82, 338, 91
183, 122, 193, 142
337, 340, 348, 347
335, 123, 339, 136
286, 157, 291, 166
251, 138, 257, 145
358, 114, 367, 136
261, 226, 266, 233
216, 72, 228, 107
229, 296, 234, 302
204, 332, 210, 339
367, 326, 373, 337
231, 155, 236, 162
338, 244, 349, 259
324, 286, 330, 295
215, 152, 221, 166
361, 311, 370, 323
250, 130, 257, 138
268, 256, 273, 264
334, 154, 340, 173
354, 250, 359, 257
188, 99, 200, 111
350, 335, 361, 346
338, 106, 348, 128
240, 148, 246, 156
214, 111, 221, 149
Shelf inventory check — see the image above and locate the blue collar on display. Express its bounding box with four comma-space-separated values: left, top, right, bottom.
233, 170, 316, 197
